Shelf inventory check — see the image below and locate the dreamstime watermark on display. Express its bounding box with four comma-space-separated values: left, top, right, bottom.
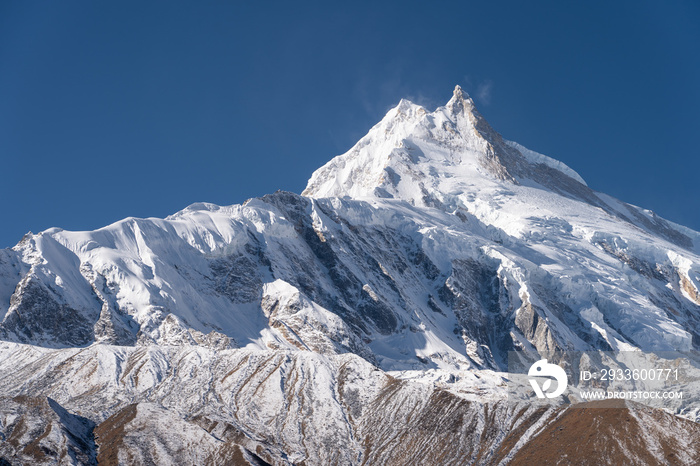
579, 390, 683, 400
528, 359, 568, 399
506, 351, 699, 409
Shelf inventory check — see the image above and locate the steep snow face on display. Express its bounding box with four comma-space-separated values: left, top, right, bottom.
1, 86, 700, 463
303, 85, 590, 206
1, 87, 699, 372
1, 192, 700, 370
504, 139, 587, 185
304, 85, 509, 203
304, 86, 694, 251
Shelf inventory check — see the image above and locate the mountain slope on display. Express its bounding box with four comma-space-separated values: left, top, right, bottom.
2, 87, 699, 367
1, 343, 699, 465
1, 86, 700, 464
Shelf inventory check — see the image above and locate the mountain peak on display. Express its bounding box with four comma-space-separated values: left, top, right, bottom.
445, 84, 472, 114
303, 86, 598, 218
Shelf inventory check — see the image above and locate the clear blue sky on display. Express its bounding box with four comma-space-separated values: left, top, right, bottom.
1, 1, 699, 248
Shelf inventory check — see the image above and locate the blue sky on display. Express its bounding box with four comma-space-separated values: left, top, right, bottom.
1, 1, 699, 248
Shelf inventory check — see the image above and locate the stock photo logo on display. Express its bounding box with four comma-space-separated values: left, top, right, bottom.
528, 359, 568, 399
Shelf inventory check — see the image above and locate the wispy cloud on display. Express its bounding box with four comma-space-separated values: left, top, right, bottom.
476, 80, 493, 105
353, 61, 441, 118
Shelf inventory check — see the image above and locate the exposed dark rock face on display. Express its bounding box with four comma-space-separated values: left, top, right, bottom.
2, 87, 700, 464
1, 276, 97, 347
0, 396, 96, 465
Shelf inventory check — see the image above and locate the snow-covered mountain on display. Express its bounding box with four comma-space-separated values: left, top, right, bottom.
1, 86, 700, 465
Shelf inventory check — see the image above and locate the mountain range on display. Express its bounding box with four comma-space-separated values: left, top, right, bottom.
1, 86, 699, 465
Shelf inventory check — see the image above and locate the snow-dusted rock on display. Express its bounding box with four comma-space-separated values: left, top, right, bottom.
1, 86, 700, 464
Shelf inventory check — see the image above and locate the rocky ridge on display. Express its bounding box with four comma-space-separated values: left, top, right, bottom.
1, 86, 700, 464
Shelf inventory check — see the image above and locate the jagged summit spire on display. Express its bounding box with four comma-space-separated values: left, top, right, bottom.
445, 84, 473, 114
303, 85, 592, 203
452, 84, 470, 100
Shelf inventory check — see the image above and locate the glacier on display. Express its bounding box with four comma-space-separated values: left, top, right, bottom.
1, 85, 700, 464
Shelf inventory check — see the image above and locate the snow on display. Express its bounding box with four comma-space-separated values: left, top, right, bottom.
504, 140, 587, 185
1, 85, 700, 449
